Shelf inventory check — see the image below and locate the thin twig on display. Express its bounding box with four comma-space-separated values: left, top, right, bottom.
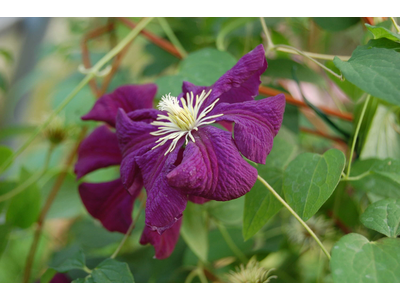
110, 200, 145, 259
257, 175, 331, 260
390, 17, 400, 34
215, 221, 247, 264
158, 17, 187, 58
345, 94, 371, 179
23, 127, 88, 283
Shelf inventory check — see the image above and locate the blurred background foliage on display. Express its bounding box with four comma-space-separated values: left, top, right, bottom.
0, 17, 399, 283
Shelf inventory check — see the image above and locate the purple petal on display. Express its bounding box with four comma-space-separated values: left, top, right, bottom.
167, 126, 257, 201
188, 195, 211, 204
50, 273, 71, 283
115, 109, 159, 194
82, 84, 157, 127
140, 218, 182, 259
78, 179, 139, 233
213, 94, 286, 164
137, 139, 187, 234
74, 125, 121, 179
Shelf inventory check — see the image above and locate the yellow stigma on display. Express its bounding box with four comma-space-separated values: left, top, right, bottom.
150, 90, 223, 155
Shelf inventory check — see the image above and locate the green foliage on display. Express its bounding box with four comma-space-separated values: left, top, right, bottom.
283, 149, 346, 221
350, 158, 400, 199
6, 168, 41, 229
155, 48, 236, 98
0, 224, 12, 259
50, 247, 87, 273
181, 202, 209, 262
331, 233, 400, 282
360, 199, 400, 238
366, 24, 400, 42
0, 146, 12, 170
359, 103, 400, 159
313, 17, 360, 32
73, 259, 134, 283
243, 133, 298, 240
334, 46, 400, 106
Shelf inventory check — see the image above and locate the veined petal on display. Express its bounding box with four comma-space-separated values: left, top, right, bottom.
82, 84, 157, 127
116, 109, 159, 194
140, 218, 182, 259
78, 179, 139, 234
213, 94, 286, 164
137, 139, 187, 234
74, 125, 122, 179
167, 126, 257, 201
188, 195, 212, 204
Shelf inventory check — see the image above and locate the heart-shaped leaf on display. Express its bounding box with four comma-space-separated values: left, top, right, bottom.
283, 149, 346, 221
360, 199, 400, 238
331, 233, 400, 282
73, 259, 134, 283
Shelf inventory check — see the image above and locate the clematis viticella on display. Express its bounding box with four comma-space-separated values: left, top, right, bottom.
74, 84, 181, 259
115, 44, 286, 236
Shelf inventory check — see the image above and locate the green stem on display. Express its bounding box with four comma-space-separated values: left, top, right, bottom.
215, 221, 247, 264
259, 17, 274, 54
83, 266, 92, 274
157, 17, 187, 58
216, 18, 255, 51
274, 44, 343, 80
342, 171, 371, 182
110, 201, 144, 259
275, 45, 350, 61
390, 17, 400, 34
0, 17, 154, 175
0, 144, 54, 203
257, 175, 331, 260
345, 94, 371, 179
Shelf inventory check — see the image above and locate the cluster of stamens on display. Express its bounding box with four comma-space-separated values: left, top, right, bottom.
150, 89, 222, 155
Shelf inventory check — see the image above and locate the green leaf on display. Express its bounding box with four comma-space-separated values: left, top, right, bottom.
74, 259, 134, 283
0, 49, 13, 63
366, 38, 400, 52
313, 17, 360, 32
350, 158, 400, 199
0, 224, 12, 259
360, 199, 400, 238
180, 201, 208, 262
179, 48, 237, 86
334, 46, 400, 105
155, 74, 185, 99
266, 58, 325, 85
359, 103, 400, 160
366, 24, 400, 42
6, 168, 41, 229
0, 146, 12, 168
40, 268, 57, 283
331, 233, 400, 282
50, 248, 86, 273
208, 196, 244, 225
243, 132, 298, 240
325, 61, 364, 102
283, 149, 346, 221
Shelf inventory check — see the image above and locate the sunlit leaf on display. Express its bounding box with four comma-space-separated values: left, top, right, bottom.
366, 24, 400, 42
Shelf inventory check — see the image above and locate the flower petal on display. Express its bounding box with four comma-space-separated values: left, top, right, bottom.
82, 84, 157, 127
116, 109, 159, 194
213, 94, 286, 164
137, 139, 187, 234
74, 125, 122, 179
167, 126, 257, 201
78, 179, 139, 233
140, 218, 182, 259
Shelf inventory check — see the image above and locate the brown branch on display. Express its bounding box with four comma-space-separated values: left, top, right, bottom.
300, 127, 347, 146
23, 127, 88, 283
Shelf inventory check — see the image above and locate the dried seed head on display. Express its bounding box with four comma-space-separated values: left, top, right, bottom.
225, 257, 276, 283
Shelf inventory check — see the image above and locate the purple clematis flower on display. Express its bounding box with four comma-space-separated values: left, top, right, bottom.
74, 84, 181, 259
115, 44, 286, 235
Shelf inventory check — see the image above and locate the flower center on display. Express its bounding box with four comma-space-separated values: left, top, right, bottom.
150, 90, 223, 155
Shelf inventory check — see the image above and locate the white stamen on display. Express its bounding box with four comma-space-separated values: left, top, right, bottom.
150, 89, 223, 155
